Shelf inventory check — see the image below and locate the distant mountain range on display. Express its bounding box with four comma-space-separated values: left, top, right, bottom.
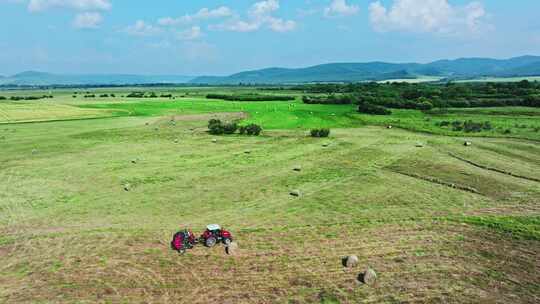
0, 71, 193, 86
190, 55, 540, 84
2, 56, 540, 86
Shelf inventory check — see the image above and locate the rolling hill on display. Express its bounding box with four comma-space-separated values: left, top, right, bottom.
2, 56, 540, 86
191, 55, 540, 84
0, 71, 194, 86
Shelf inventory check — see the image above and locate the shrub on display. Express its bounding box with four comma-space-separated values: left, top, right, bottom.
310, 128, 331, 138
0, 96, 5, 100
208, 118, 221, 127
127, 92, 145, 98
208, 119, 224, 135
448, 120, 493, 133
416, 97, 434, 111
463, 120, 484, 133
302, 95, 353, 104
10, 96, 49, 101
438, 121, 450, 127
208, 119, 246, 135
523, 95, 540, 107
222, 122, 238, 134
209, 124, 224, 135
244, 123, 262, 136
358, 102, 392, 115
447, 100, 470, 108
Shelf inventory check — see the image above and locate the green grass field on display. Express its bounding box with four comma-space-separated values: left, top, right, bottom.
1, 88, 539, 303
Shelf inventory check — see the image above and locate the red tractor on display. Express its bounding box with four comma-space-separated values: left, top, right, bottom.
200, 224, 233, 247
170, 229, 197, 254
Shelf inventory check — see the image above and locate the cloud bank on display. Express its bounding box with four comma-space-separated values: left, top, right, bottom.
369, 0, 489, 35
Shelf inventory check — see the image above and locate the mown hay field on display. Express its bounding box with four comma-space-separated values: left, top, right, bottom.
1, 88, 539, 303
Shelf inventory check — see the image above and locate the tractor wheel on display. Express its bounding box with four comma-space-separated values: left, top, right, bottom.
205, 236, 217, 247
223, 238, 232, 246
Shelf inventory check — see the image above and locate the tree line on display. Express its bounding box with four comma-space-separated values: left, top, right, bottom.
206, 93, 295, 102
0, 95, 53, 101
297, 80, 540, 114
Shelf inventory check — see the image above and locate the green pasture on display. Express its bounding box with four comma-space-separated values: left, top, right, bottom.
0, 87, 539, 303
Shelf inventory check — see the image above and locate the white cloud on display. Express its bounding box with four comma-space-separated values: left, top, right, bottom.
369, 0, 489, 35
211, 0, 296, 33
196, 6, 233, 19
3, 0, 112, 28
464, 2, 486, 32
157, 16, 185, 27
177, 26, 202, 40
158, 6, 233, 26
123, 20, 161, 36
324, 0, 359, 18
73, 11, 102, 29
267, 17, 296, 32
211, 20, 261, 32
250, 0, 279, 16
28, 0, 111, 12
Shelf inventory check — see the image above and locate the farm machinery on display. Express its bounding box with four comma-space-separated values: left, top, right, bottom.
171, 224, 233, 254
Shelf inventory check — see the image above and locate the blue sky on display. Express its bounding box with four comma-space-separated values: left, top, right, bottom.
1, 0, 539, 76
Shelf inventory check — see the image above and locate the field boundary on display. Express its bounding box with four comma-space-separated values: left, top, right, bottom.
390, 170, 481, 194
448, 152, 540, 183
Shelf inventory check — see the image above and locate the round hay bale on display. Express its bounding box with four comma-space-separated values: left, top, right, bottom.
131, 159, 137, 164
225, 242, 239, 255
293, 165, 302, 172
415, 143, 424, 148
31, 149, 38, 155
359, 268, 377, 285
322, 143, 330, 147
244, 150, 251, 154
174, 139, 179, 143
290, 189, 302, 197
464, 141, 472, 146
343, 255, 359, 268
123, 184, 131, 192
145, 122, 149, 126
387, 125, 393, 129
212, 139, 218, 143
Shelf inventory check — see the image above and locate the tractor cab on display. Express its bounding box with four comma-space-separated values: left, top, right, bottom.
206, 224, 221, 233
